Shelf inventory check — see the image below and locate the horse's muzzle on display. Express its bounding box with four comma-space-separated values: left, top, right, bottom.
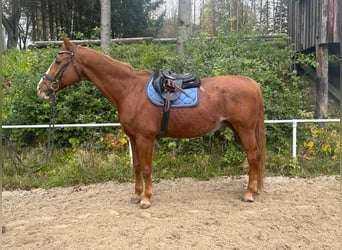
37, 85, 55, 100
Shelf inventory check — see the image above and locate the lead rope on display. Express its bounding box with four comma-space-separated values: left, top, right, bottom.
30, 94, 57, 174
3, 94, 56, 173
46, 93, 57, 161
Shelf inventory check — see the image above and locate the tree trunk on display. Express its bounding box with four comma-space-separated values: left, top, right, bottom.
48, 0, 55, 40
100, 0, 111, 54
31, 9, 37, 41
210, 0, 216, 34
315, 44, 329, 119
2, 27, 6, 50
41, 0, 48, 40
177, 0, 192, 72
315, 0, 329, 119
2, 0, 21, 49
340, 6, 342, 123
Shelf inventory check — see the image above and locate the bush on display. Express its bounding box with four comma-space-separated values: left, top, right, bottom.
2, 43, 176, 146
3, 33, 309, 149
301, 123, 340, 159
185, 32, 307, 150
3, 33, 338, 190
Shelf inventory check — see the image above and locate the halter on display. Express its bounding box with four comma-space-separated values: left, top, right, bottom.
42, 45, 81, 91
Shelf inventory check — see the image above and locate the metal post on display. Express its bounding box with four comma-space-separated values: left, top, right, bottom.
128, 140, 133, 166
292, 120, 297, 158
3, 119, 340, 162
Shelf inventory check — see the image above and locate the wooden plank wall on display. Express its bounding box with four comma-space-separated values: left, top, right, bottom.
288, 0, 340, 52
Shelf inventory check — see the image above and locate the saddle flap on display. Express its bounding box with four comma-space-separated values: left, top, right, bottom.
152, 70, 164, 94
160, 80, 182, 101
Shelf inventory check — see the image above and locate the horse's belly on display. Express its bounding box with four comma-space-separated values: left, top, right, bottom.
166, 108, 221, 138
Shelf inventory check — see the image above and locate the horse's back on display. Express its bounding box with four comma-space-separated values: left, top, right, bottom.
200, 75, 263, 109
201, 75, 261, 94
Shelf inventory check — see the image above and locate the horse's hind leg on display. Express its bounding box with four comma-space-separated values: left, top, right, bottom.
236, 129, 261, 202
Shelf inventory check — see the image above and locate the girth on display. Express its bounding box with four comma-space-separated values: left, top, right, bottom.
151, 70, 201, 138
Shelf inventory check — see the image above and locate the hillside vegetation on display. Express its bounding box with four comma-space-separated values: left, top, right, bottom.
2, 33, 339, 189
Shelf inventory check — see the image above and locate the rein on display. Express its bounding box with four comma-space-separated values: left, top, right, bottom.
3, 93, 57, 172
46, 93, 57, 161
37, 46, 81, 165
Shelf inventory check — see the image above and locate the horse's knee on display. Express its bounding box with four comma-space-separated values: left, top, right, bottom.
246, 149, 260, 166
141, 165, 152, 178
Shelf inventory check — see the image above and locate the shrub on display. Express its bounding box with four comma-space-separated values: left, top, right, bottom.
301, 123, 340, 159
4, 32, 337, 190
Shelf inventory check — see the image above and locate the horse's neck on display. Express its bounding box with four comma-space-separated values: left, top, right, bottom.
79, 48, 143, 108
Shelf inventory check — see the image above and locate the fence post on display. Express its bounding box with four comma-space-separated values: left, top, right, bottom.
292, 120, 298, 158
3, 119, 340, 161
128, 140, 133, 166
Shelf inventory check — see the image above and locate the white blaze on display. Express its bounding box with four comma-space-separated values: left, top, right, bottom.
37, 63, 54, 91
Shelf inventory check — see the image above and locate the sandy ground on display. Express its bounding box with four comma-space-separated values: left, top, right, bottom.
2, 175, 340, 250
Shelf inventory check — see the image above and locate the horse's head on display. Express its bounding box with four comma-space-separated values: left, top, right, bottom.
37, 35, 82, 100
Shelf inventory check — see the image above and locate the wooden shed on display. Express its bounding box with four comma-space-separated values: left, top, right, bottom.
288, 0, 340, 52
287, 0, 340, 118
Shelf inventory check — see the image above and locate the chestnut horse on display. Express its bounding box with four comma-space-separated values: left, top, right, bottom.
37, 36, 265, 209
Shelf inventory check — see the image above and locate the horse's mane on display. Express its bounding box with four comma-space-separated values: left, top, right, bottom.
78, 45, 136, 72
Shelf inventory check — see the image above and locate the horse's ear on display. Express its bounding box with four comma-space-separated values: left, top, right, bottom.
62, 34, 74, 51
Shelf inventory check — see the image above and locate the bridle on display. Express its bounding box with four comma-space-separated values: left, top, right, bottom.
39, 45, 82, 162
42, 45, 81, 92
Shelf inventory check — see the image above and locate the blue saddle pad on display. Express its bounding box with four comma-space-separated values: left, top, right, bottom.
146, 77, 199, 108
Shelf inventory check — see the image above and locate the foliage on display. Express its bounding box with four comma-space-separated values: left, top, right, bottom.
301, 124, 340, 159
265, 151, 339, 177
1, 33, 330, 148
96, 129, 129, 152
2, 43, 176, 147
2, 33, 339, 190
186, 32, 304, 118
2, 144, 132, 190
108, 43, 177, 70
3, 48, 57, 144
110, 0, 165, 38
2, 0, 165, 48
185, 32, 307, 151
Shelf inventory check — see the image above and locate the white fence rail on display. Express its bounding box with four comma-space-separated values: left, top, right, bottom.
264, 119, 340, 158
2, 119, 340, 159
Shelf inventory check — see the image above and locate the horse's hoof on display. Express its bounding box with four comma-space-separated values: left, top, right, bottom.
139, 199, 151, 209
130, 197, 141, 204
242, 193, 255, 202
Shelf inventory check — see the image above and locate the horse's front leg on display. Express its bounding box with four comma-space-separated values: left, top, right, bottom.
129, 137, 143, 204
129, 136, 154, 209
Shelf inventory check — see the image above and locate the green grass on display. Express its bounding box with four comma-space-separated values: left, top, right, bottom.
265, 151, 340, 177
2, 145, 133, 190
2, 142, 339, 190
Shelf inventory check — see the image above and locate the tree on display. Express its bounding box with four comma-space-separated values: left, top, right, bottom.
100, 0, 111, 54
176, 0, 191, 71
199, 0, 258, 35
110, 0, 164, 37
273, 0, 287, 33
2, 0, 165, 47
2, 0, 21, 48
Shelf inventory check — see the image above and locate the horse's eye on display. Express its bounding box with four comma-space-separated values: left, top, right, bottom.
55, 59, 61, 64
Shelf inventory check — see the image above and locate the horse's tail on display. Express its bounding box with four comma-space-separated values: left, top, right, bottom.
256, 90, 266, 191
